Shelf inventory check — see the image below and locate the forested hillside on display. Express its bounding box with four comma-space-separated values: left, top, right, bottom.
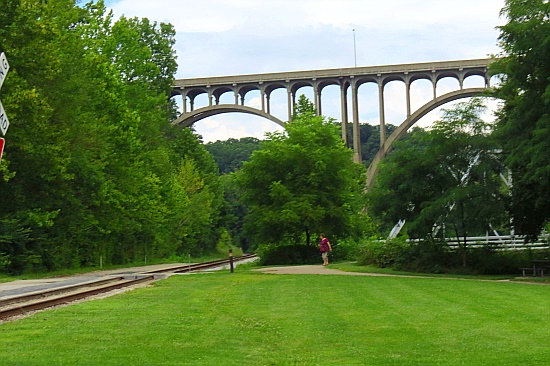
205, 137, 261, 174
0, 0, 222, 274
206, 124, 397, 174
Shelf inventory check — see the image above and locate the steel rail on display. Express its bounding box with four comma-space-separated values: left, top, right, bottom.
145, 253, 257, 274
0, 276, 154, 320
0, 276, 126, 308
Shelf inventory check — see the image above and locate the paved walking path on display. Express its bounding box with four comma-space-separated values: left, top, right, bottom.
255, 265, 394, 276
255, 265, 550, 286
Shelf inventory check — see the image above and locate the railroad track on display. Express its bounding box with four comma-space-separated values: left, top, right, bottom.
146, 253, 258, 273
0, 254, 257, 321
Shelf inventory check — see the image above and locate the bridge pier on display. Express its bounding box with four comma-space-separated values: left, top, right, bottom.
378, 80, 386, 147
287, 89, 292, 121
351, 81, 362, 163
340, 83, 349, 146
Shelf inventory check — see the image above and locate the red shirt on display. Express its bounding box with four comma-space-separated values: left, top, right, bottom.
319, 238, 330, 252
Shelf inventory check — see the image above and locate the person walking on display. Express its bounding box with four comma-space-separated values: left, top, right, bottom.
319, 233, 332, 266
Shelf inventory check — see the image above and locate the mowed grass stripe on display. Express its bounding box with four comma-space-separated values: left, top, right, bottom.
1, 272, 548, 366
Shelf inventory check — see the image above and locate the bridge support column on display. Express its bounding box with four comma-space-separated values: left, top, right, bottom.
351, 81, 361, 163
431, 71, 437, 99
260, 86, 266, 112
180, 91, 187, 114
378, 81, 386, 147
340, 83, 349, 146
314, 82, 321, 116
287, 88, 293, 121
405, 79, 411, 118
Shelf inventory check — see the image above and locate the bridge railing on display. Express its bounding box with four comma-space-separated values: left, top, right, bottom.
408, 234, 550, 251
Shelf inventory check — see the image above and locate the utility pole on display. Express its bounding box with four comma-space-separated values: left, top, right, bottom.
353, 29, 357, 67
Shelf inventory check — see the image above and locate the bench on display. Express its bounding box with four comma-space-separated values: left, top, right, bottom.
520, 260, 549, 277
519, 267, 546, 277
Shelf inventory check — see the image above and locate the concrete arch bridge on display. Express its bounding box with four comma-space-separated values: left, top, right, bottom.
171, 58, 494, 188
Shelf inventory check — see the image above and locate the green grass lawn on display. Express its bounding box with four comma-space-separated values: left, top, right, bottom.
1, 269, 549, 365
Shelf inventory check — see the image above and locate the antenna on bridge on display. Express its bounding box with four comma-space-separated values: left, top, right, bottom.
353, 29, 357, 67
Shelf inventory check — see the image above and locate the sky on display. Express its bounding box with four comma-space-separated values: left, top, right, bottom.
102, 0, 507, 143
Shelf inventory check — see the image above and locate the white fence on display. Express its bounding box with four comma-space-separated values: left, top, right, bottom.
435, 234, 550, 251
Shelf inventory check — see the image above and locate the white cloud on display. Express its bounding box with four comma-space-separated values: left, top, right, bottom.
109, 0, 505, 34
105, 0, 507, 142
193, 114, 284, 143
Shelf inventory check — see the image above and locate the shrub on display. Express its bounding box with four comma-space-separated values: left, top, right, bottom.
393, 239, 456, 273
357, 236, 542, 275
357, 237, 408, 268
258, 244, 320, 266
330, 238, 362, 262
215, 229, 243, 257
464, 245, 531, 275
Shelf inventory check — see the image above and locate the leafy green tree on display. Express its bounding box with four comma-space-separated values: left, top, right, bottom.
368, 99, 507, 265
344, 123, 398, 167
237, 95, 366, 247
218, 173, 250, 251
291, 93, 317, 118
0, 0, 222, 272
491, 0, 550, 238
0, 0, 91, 270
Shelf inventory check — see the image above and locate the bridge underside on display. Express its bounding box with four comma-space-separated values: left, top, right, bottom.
173, 88, 490, 188
365, 87, 489, 190
172, 104, 285, 128
171, 59, 493, 187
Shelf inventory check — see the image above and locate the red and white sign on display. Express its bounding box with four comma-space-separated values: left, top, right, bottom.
0, 52, 9, 89
0, 137, 5, 163
0, 52, 9, 136
0, 100, 9, 136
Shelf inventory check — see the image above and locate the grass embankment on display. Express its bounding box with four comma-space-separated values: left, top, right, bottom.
1, 269, 549, 365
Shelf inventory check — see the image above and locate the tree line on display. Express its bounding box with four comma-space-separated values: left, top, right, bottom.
0, 0, 548, 275
0, 0, 222, 274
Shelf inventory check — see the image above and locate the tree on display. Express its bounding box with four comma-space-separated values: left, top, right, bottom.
345, 123, 398, 166
0, 0, 222, 273
218, 173, 250, 251
205, 137, 261, 174
368, 98, 507, 265
491, 0, 550, 238
237, 95, 366, 247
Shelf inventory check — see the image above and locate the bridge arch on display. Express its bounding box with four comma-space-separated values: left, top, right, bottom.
172, 104, 285, 128
172, 59, 493, 166
365, 87, 490, 190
